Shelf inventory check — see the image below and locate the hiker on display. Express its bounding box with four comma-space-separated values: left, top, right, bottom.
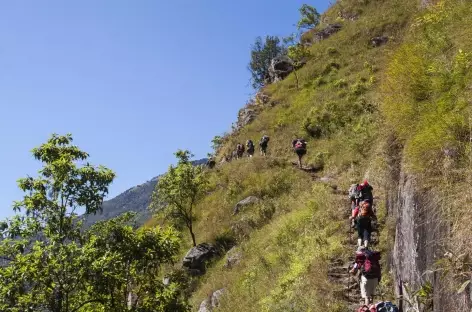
348, 181, 361, 210
292, 138, 307, 168
236, 143, 245, 159
259, 135, 270, 156
246, 139, 255, 158
350, 201, 374, 248
358, 180, 374, 208
206, 157, 216, 169
350, 246, 381, 306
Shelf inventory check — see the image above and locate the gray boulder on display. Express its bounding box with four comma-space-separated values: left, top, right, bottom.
198, 299, 211, 312
224, 247, 242, 268
233, 196, 260, 215
182, 243, 217, 275
314, 23, 342, 41
211, 288, 226, 308
268, 56, 294, 83
371, 36, 389, 47
237, 107, 257, 129
197, 288, 226, 312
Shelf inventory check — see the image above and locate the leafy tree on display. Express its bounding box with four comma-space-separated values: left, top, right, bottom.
284, 34, 312, 89
297, 4, 321, 30
151, 150, 209, 247
0, 134, 187, 312
211, 135, 224, 153
84, 212, 188, 311
0, 134, 115, 312
248, 36, 285, 89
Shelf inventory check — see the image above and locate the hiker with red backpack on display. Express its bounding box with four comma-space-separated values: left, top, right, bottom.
350, 201, 374, 248
292, 138, 307, 168
350, 246, 382, 306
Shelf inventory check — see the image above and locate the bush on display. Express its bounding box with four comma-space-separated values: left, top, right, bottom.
333, 79, 348, 88
302, 101, 349, 138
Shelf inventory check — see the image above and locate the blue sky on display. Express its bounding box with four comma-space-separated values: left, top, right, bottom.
0, 0, 330, 219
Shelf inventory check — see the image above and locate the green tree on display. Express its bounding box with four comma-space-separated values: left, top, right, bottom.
0, 134, 188, 312
84, 212, 188, 312
248, 36, 285, 89
0, 133, 115, 312
297, 4, 321, 30
151, 150, 209, 247
284, 34, 312, 89
211, 135, 224, 153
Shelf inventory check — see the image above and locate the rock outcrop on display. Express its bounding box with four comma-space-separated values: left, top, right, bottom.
237, 107, 257, 129
233, 196, 260, 215
268, 55, 294, 83
371, 36, 389, 47
234, 91, 275, 131
182, 243, 217, 275
314, 23, 342, 41
224, 246, 242, 269
197, 288, 226, 312
385, 140, 468, 311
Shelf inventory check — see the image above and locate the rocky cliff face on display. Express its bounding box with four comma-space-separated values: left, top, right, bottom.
385, 146, 470, 312
82, 158, 207, 228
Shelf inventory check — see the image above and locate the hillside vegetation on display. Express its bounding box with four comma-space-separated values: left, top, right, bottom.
150, 0, 472, 311
2, 0, 471, 311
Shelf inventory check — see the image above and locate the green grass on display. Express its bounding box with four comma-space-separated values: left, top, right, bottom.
146, 0, 472, 310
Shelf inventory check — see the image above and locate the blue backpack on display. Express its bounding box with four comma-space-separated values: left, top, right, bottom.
375, 302, 399, 312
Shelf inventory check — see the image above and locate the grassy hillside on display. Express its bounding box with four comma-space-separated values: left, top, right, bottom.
149, 0, 472, 311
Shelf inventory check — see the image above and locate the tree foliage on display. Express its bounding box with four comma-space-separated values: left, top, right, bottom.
0, 134, 187, 312
151, 150, 209, 247
248, 36, 285, 89
284, 34, 312, 89
84, 212, 188, 312
297, 4, 321, 30
211, 135, 224, 153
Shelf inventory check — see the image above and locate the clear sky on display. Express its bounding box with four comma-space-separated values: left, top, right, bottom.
0, 0, 330, 219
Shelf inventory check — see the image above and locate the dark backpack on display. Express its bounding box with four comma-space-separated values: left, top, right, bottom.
360, 185, 374, 201
261, 136, 270, 144
246, 140, 254, 149
237, 144, 245, 153
361, 250, 381, 279
375, 302, 399, 312
349, 184, 360, 200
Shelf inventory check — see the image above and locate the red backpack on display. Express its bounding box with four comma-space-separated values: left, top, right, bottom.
357, 305, 376, 312
361, 250, 381, 279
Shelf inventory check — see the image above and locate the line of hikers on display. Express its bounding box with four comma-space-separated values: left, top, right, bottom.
234, 135, 270, 159
208, 135, 309, 168
348, 181, 398, 312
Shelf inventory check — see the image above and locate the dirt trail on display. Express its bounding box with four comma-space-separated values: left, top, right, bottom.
325, 182, 379, 311
293, 163, 380, 311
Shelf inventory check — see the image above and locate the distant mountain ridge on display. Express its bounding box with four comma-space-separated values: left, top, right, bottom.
82, 158, 208, 227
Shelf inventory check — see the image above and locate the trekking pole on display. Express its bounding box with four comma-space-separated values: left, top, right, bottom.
347, 264, 350, 303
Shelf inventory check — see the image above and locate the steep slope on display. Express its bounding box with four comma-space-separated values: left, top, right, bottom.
148, 1, 472, 311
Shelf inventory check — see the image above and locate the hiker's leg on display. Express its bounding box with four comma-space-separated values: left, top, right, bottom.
363, 228, 371, 248
357, 225, 363, 247
360, 275, 368, 304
